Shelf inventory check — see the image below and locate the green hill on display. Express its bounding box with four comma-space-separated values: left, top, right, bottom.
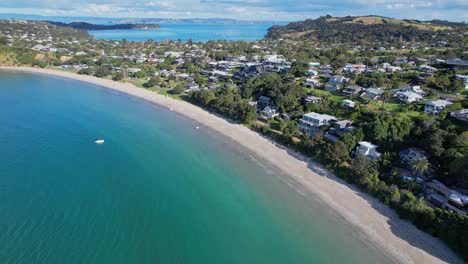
265, 15, 467, 45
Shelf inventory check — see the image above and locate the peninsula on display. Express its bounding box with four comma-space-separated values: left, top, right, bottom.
47, 21, 160, 30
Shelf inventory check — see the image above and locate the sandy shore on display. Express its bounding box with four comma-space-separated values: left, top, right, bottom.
1, 66, 463, 264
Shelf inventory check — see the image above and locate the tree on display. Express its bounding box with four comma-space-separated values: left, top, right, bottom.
289, 61, 308, 77
381, 89, 391, 110
145, 76, 160, 87
172, 85, 185, 94
112, 72, 124, 81
94, 66, 110, 77
324, 141, 350, 167
411, 158, 429, 178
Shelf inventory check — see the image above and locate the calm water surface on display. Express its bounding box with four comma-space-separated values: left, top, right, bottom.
89, 23, 276, 41
0, 71, 394, 263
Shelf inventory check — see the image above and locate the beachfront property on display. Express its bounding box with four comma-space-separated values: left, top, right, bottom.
424, 180, 468, 214
260, 105, 279, 120
299, 112, 338, 137
355, 141, 381, 160
325, 120, 355, 141
424, 99, 453, 115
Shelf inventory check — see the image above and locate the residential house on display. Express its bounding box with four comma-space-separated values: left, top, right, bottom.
446, 58, 468, 69
361, 88, 384, 100
424, 99, 453, 115
299, 112, 338, 137
184, 82, 200, 91
424, 180, 467, 214
342, 85, 363, 97
325, 120, 354, 141
304, 78, 319, 87
450, 109, 468, 122
328, 75, 349, 88
355, 141, 381, 160
127, 68, 141, 75
304, 95, 322, 104
399, 148, 429, 166
261, 106, 279, 120
342, 99, 356, 108
394, 91, 423, 103
343, 64, 366, 74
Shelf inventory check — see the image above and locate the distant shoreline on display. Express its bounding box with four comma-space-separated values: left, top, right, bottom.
0, 66, 463, 264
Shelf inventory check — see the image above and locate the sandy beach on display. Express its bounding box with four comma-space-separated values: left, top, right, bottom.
0, 66, 463, 264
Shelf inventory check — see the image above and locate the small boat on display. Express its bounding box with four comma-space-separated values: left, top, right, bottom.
195, 126, 200, 130
95, 139, 105, 144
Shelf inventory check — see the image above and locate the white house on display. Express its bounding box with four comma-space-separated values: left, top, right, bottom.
424, 100, 453, 115
299, 112, 338, 137
394, 91, 423, 103
261, 106, 279, 120
342, 99, 356, 108
304, 78, 319, 87
355, 141, 381, 160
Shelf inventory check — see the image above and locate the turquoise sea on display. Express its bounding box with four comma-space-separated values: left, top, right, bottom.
89, 23, 277, 41
0, 71, 394, 263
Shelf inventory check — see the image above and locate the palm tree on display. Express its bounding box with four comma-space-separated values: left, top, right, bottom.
411, 158, 429, 178
381, 89, 391, 110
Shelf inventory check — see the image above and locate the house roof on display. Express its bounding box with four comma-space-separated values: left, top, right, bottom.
426, 99, 453, 107
446, 58, 468, 66
358, 141, 378, 149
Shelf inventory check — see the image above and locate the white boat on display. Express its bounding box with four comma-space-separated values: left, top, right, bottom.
95, 139, 105, 144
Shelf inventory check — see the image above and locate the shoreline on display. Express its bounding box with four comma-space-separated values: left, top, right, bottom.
0, 66, 463, 264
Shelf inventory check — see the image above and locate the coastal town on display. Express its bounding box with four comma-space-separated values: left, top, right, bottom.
1, 16, 467, 260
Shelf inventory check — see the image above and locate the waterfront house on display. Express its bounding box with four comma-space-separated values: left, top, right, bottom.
299, 112, 338, 137
261, 106, 279, 120
325, 120, 355, 142
355, 141, 381, 160
424, 99, 453, 115
424, 180, 467, 214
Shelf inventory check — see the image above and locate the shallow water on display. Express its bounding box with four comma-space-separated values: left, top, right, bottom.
0, 71, 394, 263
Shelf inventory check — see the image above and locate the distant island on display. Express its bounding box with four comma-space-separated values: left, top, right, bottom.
46, 21, 160, 31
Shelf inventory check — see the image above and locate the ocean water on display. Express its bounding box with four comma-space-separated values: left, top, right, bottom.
0, 71, 394, 263
89, 23, 276, 41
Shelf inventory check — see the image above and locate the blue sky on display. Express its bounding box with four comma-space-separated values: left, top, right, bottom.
0, 0, 467, 21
